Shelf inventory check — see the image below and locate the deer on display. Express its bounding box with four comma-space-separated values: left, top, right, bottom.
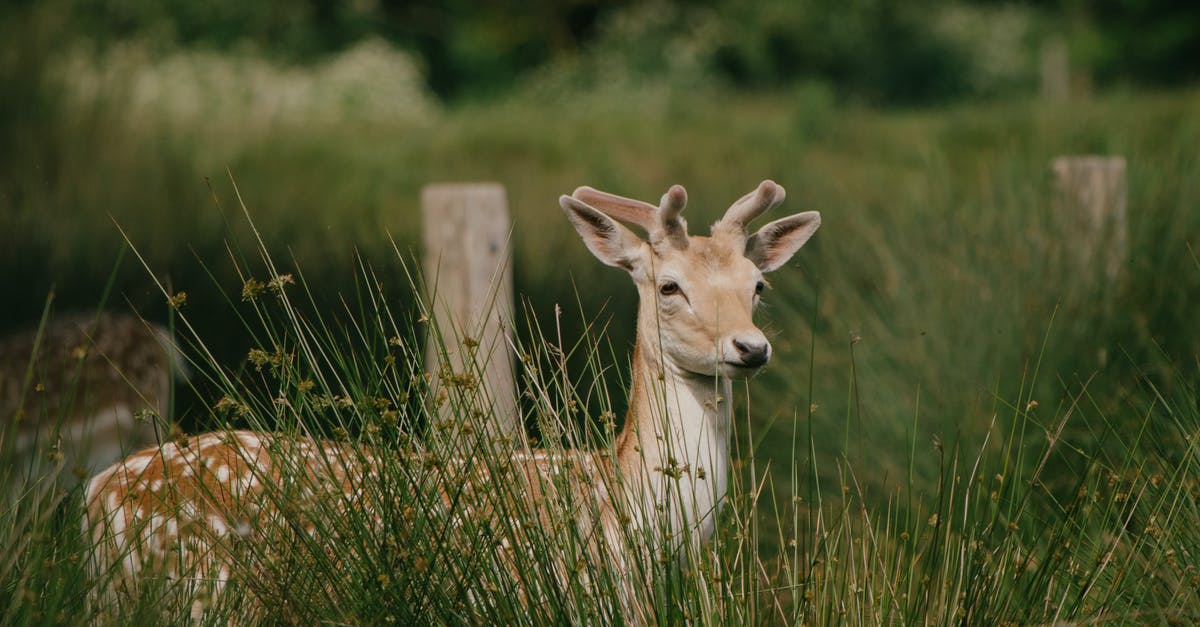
81, 180, 820, 621
2, 312, 182, 491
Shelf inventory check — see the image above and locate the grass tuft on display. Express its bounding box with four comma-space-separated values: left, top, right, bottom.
5, 183, 1198, 624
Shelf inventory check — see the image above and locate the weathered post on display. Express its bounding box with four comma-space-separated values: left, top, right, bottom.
1051, 156, 1128, 281
420, 183, 519, 445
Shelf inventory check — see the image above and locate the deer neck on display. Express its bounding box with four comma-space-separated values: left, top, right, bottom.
615, 340, 732, 544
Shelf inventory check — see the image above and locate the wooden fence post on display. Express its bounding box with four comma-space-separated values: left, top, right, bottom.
1051, 156, 1128, 282
421, 183, 520, 445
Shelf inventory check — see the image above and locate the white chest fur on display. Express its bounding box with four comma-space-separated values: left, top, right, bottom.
624, 373, 732, 550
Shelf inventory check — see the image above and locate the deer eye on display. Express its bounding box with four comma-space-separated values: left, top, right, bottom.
755, 281, 766, 295
659, 282, 680, 296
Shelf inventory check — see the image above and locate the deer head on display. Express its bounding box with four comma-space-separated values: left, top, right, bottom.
560, 180, 820, 379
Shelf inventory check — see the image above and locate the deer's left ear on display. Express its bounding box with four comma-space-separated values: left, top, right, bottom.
745, 212, 821, 272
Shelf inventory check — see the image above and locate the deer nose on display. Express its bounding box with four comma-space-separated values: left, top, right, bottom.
732, 337, 771, 368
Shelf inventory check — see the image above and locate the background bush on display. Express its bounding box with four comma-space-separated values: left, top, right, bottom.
24, 0, 1200, 103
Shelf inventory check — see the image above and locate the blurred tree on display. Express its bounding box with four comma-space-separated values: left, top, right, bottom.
1084, 0, 1200, 85
75, 0, 376, 59
67, 0, 626, 99
8, 0, 1199, 102
539, 0, 972, 104
374, 0, 626, 98
711, 0, 970, 103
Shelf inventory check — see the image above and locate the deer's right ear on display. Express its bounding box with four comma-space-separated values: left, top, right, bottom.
560, 195, 645, 272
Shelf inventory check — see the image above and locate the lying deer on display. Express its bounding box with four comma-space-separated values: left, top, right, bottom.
2, 312, 181, 489
83, 181, 820, 619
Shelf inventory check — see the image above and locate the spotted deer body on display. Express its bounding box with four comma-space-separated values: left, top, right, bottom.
83, 181, 819, 618
84, 430, 383, 612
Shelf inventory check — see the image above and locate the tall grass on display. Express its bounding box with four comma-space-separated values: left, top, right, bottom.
3, 185, 1199, 623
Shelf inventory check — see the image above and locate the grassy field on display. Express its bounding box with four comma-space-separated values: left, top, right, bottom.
2, 28, 1200, 622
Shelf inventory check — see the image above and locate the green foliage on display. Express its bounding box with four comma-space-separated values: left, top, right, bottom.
2, 212, 1198, 623
708, 0, 970, 103
1083, 0, 1200, 86
62, 0, 629, 100
495, 1, 1037, 104
14, 0, 1200, 104
73, 0, 376, 61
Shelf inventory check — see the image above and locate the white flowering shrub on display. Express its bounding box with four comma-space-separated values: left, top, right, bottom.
59, 38, 438, 134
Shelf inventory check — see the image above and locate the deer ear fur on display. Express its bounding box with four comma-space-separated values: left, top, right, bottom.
561, 195, 646, 272
745, 211, 821, 272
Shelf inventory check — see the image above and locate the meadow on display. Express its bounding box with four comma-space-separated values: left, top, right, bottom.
2, 26, 1200, 623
